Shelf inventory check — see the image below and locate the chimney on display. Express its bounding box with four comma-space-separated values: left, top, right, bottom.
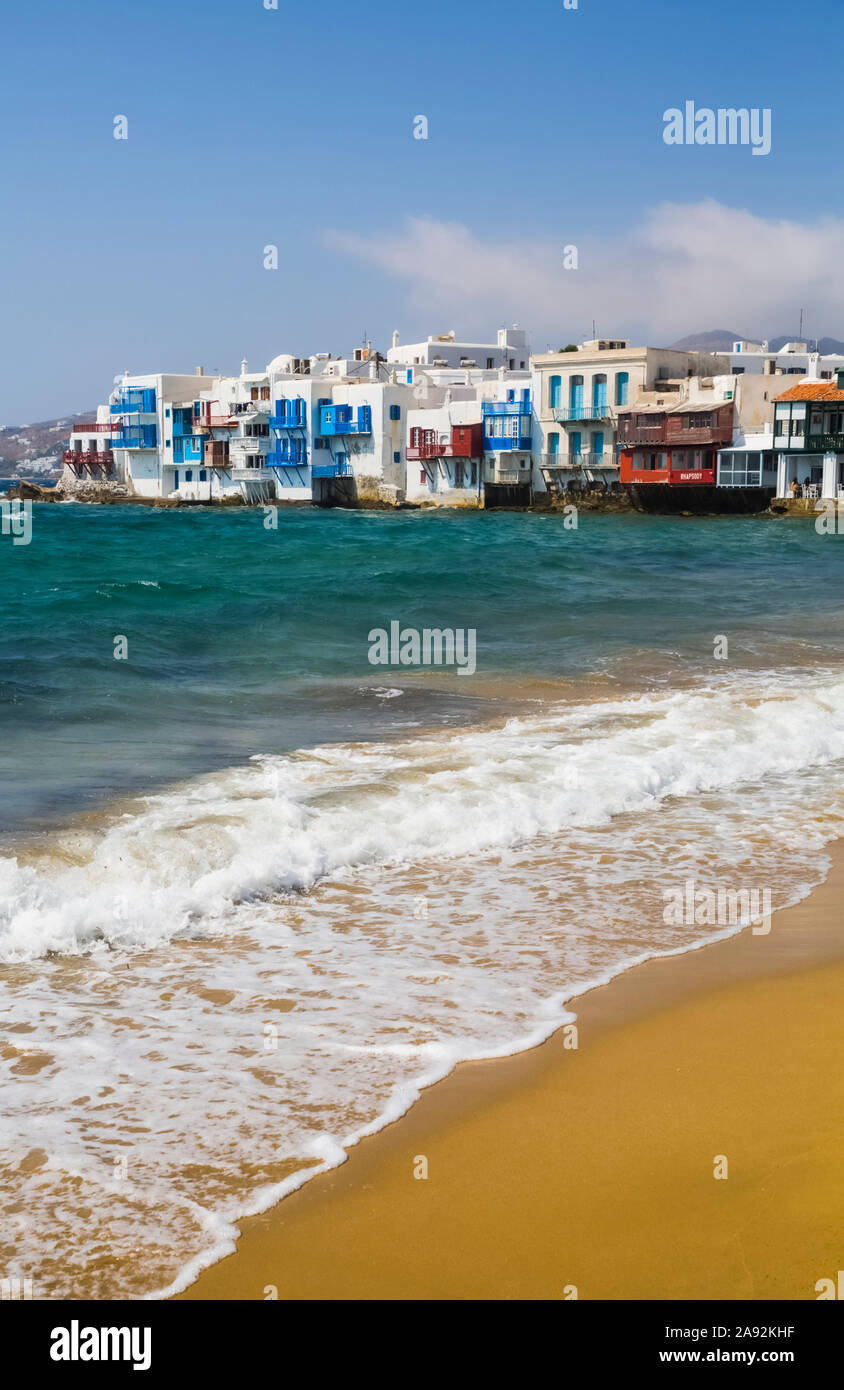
241, 358, 248, 376
392, 330, 400, 349
195, 366, 204, 376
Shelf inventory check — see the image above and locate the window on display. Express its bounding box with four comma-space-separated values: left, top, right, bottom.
185, 469, 193, 482
509, 358, 515, 369
486, 358, 494, 370
199, 469, 207, 482
593, 374, 608, 414
166, 439, 172, 449
393, 451, 401, 464
615, 372, 629, 407
550, 375, 562, 410
165, 408, 171, 418
390, 405, 401, 420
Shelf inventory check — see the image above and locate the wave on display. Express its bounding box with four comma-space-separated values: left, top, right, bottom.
3, 670, 844, 963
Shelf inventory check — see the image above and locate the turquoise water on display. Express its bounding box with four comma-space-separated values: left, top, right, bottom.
3, 502, 844, 836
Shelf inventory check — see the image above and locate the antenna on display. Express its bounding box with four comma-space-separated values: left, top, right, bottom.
799, 308, 804, 341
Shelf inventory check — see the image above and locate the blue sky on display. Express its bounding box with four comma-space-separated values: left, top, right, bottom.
2, 0, 842, 420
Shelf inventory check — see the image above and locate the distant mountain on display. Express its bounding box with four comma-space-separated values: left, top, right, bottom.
670, 329, 844, 356
0, 413, 93, 479
767, 334, 844, 355
669, 330, 749, 353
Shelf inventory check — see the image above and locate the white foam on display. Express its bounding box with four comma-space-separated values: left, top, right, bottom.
2, 667, 844, 1299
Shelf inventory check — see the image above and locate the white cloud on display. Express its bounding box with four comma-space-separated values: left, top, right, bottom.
324, 203, 844, 344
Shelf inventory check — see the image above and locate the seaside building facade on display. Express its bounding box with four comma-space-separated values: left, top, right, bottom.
530, 341, 730, 495
773, 373, 844, 501
617, 372, 780, 507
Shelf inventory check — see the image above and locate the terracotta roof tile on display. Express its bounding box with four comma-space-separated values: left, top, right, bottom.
775, 382, 844, 402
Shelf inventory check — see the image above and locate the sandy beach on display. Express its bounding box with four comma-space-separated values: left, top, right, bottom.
179, 845, 844, 1301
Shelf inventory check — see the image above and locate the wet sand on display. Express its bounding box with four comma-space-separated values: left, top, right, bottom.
179, 846, 844, 1300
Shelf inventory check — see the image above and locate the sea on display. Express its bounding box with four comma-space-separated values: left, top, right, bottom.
2, 502, 844, 1297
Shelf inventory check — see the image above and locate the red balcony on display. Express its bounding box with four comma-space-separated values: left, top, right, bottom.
618, 404, 734, 449
63, 450, 114, 473
407, 422, 483, 460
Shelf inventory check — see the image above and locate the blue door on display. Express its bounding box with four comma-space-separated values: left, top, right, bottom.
570, 431, 582, 460
593, 375, 607, 415
550, 376, 562, 410
592, 432, 604, 460
174, 469, 179, 488
570, 377, 584, 417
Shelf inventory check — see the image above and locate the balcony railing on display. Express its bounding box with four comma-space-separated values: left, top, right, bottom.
267, 447, 307, 467
618, 414, 733, 448
552, 403, 614, 423
793, 432, 844, 453
481, 398, 531, 415
318, 405, 372, 436
116, 427, 158, 449
63, 450, 114, 470
269, 400, 307, 430
231, 465, 275, 479
483, 431, 532, 451
73, 422, 119, 434
312, 460, 350, 478
406, 434, 449, 460
541, 451, 617, 471
110, 389, 156, 414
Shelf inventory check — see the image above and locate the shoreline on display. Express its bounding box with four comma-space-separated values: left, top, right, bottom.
178, 843, 844, 1301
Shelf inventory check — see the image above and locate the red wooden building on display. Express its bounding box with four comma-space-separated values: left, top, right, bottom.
406, 422, 484, 461
617, 402, 734, 485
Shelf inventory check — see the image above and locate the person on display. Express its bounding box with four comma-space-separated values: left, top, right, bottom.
790, 478, 801, 498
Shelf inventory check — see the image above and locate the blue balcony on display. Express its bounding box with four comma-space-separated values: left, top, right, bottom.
173, 435, 203, 463
553, 403, 612, 422
318, 404, 371, 436
111, 388, 156, 415
269, 398, 307, 430
173, 407, 196, 437
268, 442, 307, 467
117, 425, 158, 449
482, 395, 531, 416
311, 459, 349, 478
482, 398, 532, 451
